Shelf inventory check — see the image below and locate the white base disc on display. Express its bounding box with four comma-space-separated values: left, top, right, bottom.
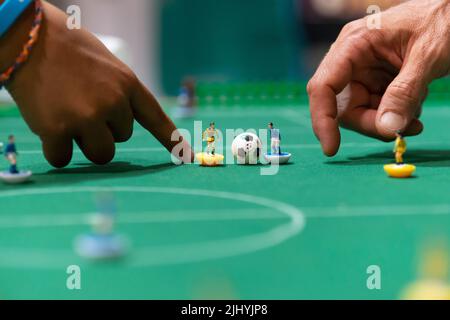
264, 153, 291, 165
0, 171, 32, 184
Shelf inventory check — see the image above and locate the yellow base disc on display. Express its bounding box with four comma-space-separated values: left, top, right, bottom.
196, 153, 224, 167
384, 164, 416, 178
401, 280, 450, 300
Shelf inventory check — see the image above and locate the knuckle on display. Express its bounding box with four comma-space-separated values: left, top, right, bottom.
306, 79, 318, 95
340, 20, 375, 50
389, 81, 419, 105
341, 22, 354, 34
109, 95, 128, 110
100, 84, 128, 106
345, 31, 373, 54
107, 87, 129, 108
118, 65, 138, 88
79, 108, 99, 122
341, 20, 364, 35
123, 68, 138, 83
42, 121, 69, 137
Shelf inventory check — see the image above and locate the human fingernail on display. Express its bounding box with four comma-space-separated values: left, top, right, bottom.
380, 112, 407, 132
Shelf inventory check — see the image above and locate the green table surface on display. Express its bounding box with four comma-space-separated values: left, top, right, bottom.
0, 97, 449, 299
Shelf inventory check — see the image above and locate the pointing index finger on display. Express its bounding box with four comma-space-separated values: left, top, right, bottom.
130, 80, 193, 163
307, 46, 354, 156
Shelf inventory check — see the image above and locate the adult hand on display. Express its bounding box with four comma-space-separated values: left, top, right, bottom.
307, 0, 450, 156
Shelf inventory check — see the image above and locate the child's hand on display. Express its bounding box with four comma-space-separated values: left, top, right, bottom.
1, 2, 192, 167
307, 0, 450, 156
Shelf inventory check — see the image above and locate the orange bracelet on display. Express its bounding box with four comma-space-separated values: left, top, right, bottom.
0, 0, 42, 89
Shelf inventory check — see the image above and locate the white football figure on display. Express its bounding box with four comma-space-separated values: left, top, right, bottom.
231, 132, 262, 165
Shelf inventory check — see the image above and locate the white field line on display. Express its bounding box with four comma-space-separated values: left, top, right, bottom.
303, 204, 450, 219
0, 208, 284, 229
16, 140, 446, 155
0, 203, 449, 230
0, 186, 305, 268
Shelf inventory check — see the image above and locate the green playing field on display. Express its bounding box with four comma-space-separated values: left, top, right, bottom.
0, 82, 449, 299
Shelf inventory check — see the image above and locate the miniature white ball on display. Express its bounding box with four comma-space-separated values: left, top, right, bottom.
231, 132, 262, 165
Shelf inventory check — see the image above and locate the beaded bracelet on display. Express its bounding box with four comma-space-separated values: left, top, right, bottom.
0, 0, 43, 89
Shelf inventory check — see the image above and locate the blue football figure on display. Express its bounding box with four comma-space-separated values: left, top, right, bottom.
0, 135, 32, 184
264, 123, 292, 165
173, 77, 197, 119
75, 192, 128, 260
5, 135, 19, 174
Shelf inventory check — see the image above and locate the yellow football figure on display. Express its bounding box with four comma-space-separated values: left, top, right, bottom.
401, 241, 450, 300
203, 122, 218, 155
384, 131, 416, 178
394, 131, 407, 164
196, 122, 224, 167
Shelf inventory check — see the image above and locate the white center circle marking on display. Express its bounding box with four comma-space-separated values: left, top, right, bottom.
0, 186, 305, 269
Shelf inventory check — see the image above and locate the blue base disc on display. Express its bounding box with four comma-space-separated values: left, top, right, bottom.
75, 234, 128, 260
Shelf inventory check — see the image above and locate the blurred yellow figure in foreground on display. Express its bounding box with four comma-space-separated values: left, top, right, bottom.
401, 241, 450, 300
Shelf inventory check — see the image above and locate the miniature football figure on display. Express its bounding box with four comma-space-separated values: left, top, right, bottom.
394, 131, 407, 164
75, 192, 128, 260
196, 122, 224, 166
5, 135, 19, 174
0, 135, 32, 184
173, 77, 197, 119
203, 122, 219, 155
384, 131, 416, 178
269, 122, 281, 155
264, 122, 291, 165
401, 242, 450, 300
